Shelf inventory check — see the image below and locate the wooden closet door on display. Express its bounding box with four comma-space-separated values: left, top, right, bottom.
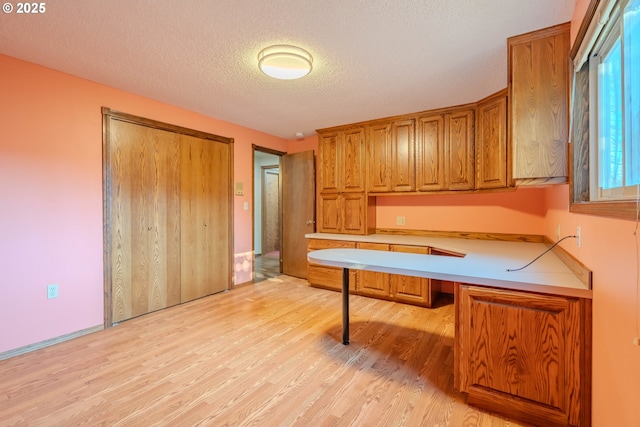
109, 120, 182, 323
180, 136, 231, 302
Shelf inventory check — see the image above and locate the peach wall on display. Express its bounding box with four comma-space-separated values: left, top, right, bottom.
376, 188, 547, 234
0, 54, 287, 353
544, 2, 640, 424
544, 185, 640, 426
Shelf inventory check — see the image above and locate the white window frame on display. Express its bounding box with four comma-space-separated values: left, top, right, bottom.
585, 0, 640, 202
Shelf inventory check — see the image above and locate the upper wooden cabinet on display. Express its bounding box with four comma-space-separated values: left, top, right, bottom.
318, 127, 366, 193
415, 108, 475, 191
509, 23, 570, 184
416, 114, 445, 191
476, 89, 508, 189
367, 119, 416, 193
444, 109, 475, 190
316, 192, 376, 235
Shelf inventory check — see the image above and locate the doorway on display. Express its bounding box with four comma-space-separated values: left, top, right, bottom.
253, 148, 283, 282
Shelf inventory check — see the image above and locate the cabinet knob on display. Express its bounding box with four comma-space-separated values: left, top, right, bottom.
306, 219, 315, 226
204, 223, 208, 227
148, 226, 152, 230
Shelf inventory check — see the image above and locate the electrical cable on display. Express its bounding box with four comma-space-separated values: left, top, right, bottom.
506, 235, 578, 272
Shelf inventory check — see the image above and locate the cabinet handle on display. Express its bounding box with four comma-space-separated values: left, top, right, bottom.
147, 226, 152, 230
306, 220, 315, 225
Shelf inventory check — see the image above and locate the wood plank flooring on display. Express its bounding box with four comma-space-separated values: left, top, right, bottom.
0, 276, 529, 426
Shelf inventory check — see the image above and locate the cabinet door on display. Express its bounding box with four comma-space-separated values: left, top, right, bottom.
456, 285, 588, 427
317, 132, 340, 193
317, 193, 341, 233
416, 114, 445, 191
509, 23, 570, 180
307, 239, 357, 292
390, 245, 435, 306
356, 242, 391, 297
367, 123, 392, 192
180, 136, 231, 303
476, 91, 508, 189
342, 128, 366, 193
390, 119, 416, 192
445, 109, 475, 190
342, 193, 367, 235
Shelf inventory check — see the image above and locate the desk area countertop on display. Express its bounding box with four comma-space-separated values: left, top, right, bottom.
306, 233, 592, 299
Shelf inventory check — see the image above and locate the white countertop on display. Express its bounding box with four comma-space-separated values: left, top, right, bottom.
306, 233, 592, 299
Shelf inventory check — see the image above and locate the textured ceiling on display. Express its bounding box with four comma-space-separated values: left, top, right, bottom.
0, 0, 575, 139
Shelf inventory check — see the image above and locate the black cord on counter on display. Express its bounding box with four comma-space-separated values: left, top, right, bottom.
506, 235, 577, 272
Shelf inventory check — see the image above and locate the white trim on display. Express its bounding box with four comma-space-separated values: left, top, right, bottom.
575, 0, 620, 69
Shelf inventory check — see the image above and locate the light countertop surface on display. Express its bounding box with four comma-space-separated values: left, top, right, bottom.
306, 233, 591, 299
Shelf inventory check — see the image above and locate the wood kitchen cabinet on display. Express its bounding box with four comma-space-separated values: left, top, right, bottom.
355, 242, 391, 298
317, 127, 373, 235
415, 107, 475, 191
444, 109, 475, 190
455, 284, 591, 427
476, 89, 508, 189
316, 192, 376, 235
308, 238, 444, 308
509, 22, 570, 184
307, 239, 357, 292
318, 127, 366, 193
390, 245, 438, 307
367, 119, 416, 193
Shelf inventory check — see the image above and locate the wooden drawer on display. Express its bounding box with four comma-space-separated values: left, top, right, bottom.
308, 239, 356, 250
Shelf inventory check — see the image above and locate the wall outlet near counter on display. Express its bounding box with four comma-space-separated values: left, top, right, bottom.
396, 216, 406, 226
576, 227, 582, 248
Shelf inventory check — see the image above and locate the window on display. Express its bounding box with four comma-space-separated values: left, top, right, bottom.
571, 0, 640, 219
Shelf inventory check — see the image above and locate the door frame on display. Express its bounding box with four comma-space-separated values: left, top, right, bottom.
252, 145, 286, 277
261, 165, 280, 256
103, 108, 234, 327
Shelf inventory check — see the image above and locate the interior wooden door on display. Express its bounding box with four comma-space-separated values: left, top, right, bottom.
180, 135, 231, 302
108, 119, 182, 323
281, 150, 315, 279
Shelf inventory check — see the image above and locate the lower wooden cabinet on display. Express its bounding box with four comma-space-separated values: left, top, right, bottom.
307, 239, 357, 292
390, 245, 438, 306
307, 238, 442, 308
455, 284, 591, 427
355, 242, 391, 298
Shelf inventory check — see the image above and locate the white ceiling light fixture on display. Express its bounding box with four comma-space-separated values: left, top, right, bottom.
258, 45, 313, 80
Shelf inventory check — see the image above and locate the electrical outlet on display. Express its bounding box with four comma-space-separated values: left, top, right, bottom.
396, 216, 406, 226
47, 283, 59, 299
576, 227, 582, 248
556, 224, 561, 240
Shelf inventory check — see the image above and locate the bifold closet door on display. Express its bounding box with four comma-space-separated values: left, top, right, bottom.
180, 135, 231, 302
109, 120, 182, 323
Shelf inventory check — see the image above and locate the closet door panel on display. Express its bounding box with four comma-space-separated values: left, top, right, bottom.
180, 136, 231, 302
110, 121, 181, 323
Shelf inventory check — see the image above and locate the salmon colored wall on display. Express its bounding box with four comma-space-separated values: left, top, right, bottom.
376, 188, 547, 234
0, 54, 287, 353
547, 2, 640, 424
544, 185, 640, 426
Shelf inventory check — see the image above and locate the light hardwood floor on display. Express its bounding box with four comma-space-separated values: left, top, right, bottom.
0, 276, 530, 426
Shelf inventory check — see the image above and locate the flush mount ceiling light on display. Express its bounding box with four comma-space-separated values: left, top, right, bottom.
258, 45, 313, 80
